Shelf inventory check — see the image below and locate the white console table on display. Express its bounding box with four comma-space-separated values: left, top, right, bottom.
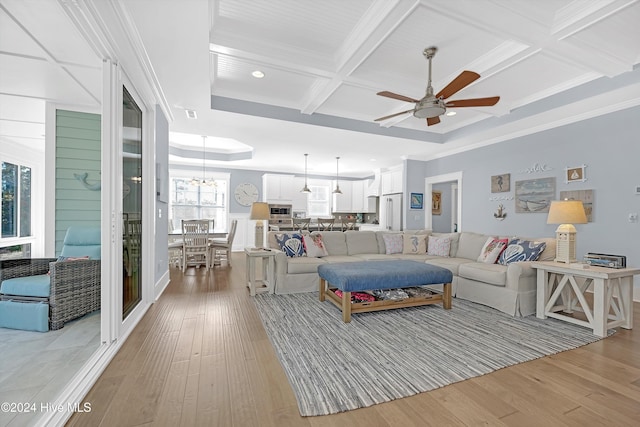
245, 248, 276, 296
532, 261, 639, 337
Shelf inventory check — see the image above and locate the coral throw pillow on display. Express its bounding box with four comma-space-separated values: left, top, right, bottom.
498, 239, 547, 265
275, 233, 305, 257
427, 235, 451, 257
402, 234, 427, 254
477, 237, 509, 264
382, 234, 403, 254
303, 234, 329, 257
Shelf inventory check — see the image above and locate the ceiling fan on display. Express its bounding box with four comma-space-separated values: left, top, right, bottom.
374, 47, 499, 126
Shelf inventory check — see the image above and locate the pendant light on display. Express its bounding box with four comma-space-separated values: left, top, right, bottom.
301, 153, 311, 193
333, 156, 342, 194
191, 136, 215, 186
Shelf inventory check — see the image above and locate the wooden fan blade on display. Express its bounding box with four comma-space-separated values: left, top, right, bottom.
435, 71, 480, 100
445, 96, 500, 107
377, 91, 420, 103
374, 109, 414, 122
427, 116, 440, 126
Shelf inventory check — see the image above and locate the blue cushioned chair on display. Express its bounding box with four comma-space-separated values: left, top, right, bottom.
0, 227, 101, 331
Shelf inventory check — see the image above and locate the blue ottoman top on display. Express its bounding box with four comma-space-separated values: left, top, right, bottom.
318, 260, 453, 292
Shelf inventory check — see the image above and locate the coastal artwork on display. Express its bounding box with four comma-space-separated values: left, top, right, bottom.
491, 173, 510, 193
560, 189, 594, 222
515, 177, 556, 213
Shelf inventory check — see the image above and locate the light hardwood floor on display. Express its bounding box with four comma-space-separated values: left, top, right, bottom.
68, 254, 640, 426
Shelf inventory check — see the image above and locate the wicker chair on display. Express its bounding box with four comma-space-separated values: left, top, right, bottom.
0, 227, 101, 331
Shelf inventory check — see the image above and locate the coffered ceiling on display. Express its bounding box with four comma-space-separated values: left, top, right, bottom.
2, 0, 639, 177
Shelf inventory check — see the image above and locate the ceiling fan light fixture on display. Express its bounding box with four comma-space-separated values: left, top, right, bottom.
413, 105, 446, 119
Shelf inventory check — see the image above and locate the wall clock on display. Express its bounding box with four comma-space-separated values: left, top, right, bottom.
234, 182, 259, 206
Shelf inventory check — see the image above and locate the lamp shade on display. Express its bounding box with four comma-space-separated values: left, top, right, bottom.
546, 200, 587, 225
249, 202, 270, 220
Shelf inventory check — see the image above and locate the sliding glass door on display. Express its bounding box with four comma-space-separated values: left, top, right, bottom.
122, 87, 143, 318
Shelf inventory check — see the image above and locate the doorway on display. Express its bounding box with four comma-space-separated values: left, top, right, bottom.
424, 172, 463, 232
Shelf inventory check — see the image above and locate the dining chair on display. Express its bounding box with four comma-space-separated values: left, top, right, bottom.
209, 219, 238, 267
341, 218, 357, 231
292, 217, 311, 232
181, 219, 212, 272
317, 218, 335, 231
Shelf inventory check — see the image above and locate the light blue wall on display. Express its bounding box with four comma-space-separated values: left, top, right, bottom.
404, 159, 426, 230
413, 106, 640, 296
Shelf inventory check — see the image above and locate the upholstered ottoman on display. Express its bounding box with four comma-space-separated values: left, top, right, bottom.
318, 260, 453, 322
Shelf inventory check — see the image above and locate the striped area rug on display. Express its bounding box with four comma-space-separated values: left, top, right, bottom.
253, 292, 612, 416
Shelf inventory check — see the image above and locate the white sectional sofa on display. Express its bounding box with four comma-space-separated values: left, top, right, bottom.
266, 230, 556, 317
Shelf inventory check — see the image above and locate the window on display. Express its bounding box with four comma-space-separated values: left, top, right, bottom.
1, 162, 31, 239
169, 177, 228, 232
307, 182, 331, 217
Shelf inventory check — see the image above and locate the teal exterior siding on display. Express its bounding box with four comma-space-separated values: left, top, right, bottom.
55, 110, 101, 254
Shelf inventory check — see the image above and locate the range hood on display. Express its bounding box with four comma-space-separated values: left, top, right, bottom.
366, 169, 381, 197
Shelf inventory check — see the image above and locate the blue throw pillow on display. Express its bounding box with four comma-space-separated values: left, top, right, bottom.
498, 239, 546, 265
275, 233, 305, 258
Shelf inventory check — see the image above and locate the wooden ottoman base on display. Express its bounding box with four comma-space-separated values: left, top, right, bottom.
319, 278, 451, 323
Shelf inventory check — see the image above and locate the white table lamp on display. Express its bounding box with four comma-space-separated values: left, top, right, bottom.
250, 202, 270, 248
546, 200, 587, 263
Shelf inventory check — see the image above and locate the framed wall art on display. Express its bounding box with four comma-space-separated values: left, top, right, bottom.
432, 190, 442, 215
491, 173, 510, 193
560, 189, 593, 222
515, 177, 556, 213
566, 164, 587, 183
410, 192, 423, 209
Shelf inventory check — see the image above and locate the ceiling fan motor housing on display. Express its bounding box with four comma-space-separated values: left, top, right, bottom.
414, 98, 446, 119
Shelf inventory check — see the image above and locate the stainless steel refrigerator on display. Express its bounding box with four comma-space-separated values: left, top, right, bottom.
381, 193, 402, 231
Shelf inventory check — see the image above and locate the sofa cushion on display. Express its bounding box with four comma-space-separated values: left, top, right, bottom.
458, 263, 508, 287
275, 233, 305, 257
345, 231, 379, 255
287, 257, 327, 274
376, 231, 402, 254
321, 255, 362, 264
477, 238, 509, 264
520, 237, 556, 261
0, 274, 50, 298
352, 253, 402, 261
403, 234, 427, 254
382, 234, 403, 254
456, 232, 492, 260
317, 231, 348, 256
427, 235, 450, 257
498, 239, 546, 265
303, 234, 328, 257
425, 257, 474, 276
431, 232, 460, 257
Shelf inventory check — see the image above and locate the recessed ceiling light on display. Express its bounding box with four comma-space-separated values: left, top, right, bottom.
252, 70, 265, 78
369, 158, 377, 162
446, 111, 457, 116
185, 109, 197, 119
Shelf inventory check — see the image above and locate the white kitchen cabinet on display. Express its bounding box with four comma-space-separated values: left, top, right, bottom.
381, 169, 403, 194
263, 174, 294, 203
332, 180, 353, 213
291, 177, 309, 211
352, 180, 364, 212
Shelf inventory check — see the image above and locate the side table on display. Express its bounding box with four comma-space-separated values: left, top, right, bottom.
245, 248, 276, 296
531, 261, 639, 337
